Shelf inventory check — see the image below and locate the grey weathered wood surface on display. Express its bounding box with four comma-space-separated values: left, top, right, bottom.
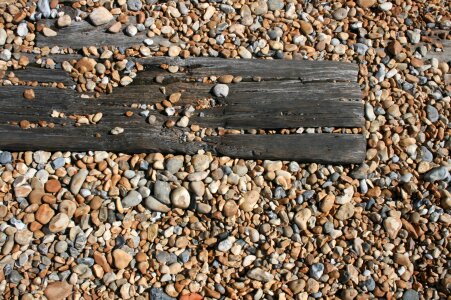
0, 58, 365, 163
8, 67, 74, 85
37, 19, 173, 49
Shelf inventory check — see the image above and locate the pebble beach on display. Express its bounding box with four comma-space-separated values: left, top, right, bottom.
0, 0, 450, 299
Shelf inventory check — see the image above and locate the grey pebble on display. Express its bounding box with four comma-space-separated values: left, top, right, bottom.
268, 0, 284, 11
424, 166, 449, 182
0, 151, 12, 164
310, 263, 324, 280
127, 0, 143, 11
51, 157, 65, 169
149, 288, 176, 300
426, 105, 439, 122
402, 290, 419, 300
212, 84, 229, 97
122, 190, 143, 208
38, 0, 51, 18
153, 181, 171, 205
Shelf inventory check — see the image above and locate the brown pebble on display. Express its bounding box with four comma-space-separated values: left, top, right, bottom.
23, 89, 35, 100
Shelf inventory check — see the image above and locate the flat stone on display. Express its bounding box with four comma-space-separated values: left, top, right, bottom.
240, 190, 260, 212
57, 15, 71, 27
42, 27, 57, 37
38, 0, 51, 18
191, 154, 210, 172
127, 0, 142, 11
89, 7, 113, 26
145, 196, 170, 212
108, 22, 122, 33
383, 217, 402, 238
238, 46, 252, 59
122, 190, 143, 208
403, 290, 419, 300
149, 288, 176, 300
35, 204, 55, 224
113, 249, 133, 269
247, 268, 274, 282
335, 186, 354, 204
426, 105, 439, 122
153, 181, 171, 205
17, 22, 29, 37
171, 187, 191, 209
424, 166, 449, 182
294, 208, 311, 230
357, 0, 376, 8
48, 213, 70, 233
0, 151, 12, 164
333, 8, 348, 20
125, 24, 137, 36
310, 263, 324, 280
14, 229, 33, 246
217, 236, 236, 252
45, 179, 61, 193
268, 0, 284, 11
223, 200, 238, 217
335, 203, 355, 220
166, 156, 184, 173
70, 169, 89, 195
44, 281, 73, 300
168, 46, 181, 57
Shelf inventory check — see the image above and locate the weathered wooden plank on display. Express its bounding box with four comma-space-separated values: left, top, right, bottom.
206, 134, 366, 164
0, 57, 364, 163
8, 67, 74, 85
0, 82, 363, 129
36, 19, 174, 49
135, 57, 359, 83
0, 122, 365, 163
192, 101, 363, 129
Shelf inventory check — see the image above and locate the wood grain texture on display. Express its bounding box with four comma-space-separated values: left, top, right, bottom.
36, 19, 174, 49
0, 123, 365, 163
135, 57, 359, 83
206, 134, 366, 164
9, 67, 74, 85
0, 58, 365, 163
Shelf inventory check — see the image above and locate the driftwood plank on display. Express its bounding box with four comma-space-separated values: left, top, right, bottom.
37, 19, 173, 49
0, 80, 363, 129
0, 58, 365, 163
207, 134, 366, 164
0, 123, 365, 163
135, 57, 359, 83
8, 67, 74, 85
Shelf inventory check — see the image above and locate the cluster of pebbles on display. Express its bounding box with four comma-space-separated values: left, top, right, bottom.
0, 0, 450, 299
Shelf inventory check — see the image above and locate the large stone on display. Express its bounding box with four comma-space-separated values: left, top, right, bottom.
145, 196, 170, 212
44, 281, 73, 300
153, 181, 171, 205
384, 217, 402, 238
171, 187, 191, 209
121, 190, 143, 208
240, 190, 260, 212
191, 154, 211, 171
247, 268, 274, 282
294, 208, 311, 230
89, 7, 113, 26
36, 204, 55, 224
14, 229, 33, 246
335, 203, 355, 220
113, 249, 133, 269
48, 213, 70, 233
70, 169, 89, 195
424, 166, 449, 182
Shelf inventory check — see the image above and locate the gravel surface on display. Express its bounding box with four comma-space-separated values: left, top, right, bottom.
0, 0, 450, 299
